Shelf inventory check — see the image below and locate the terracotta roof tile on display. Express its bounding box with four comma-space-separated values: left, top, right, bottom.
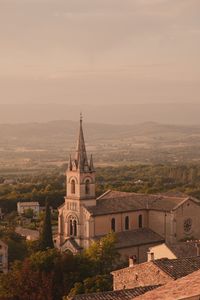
93, 228, 164, 249
133, 269, 200, 300
153, 256, 200, 279
114, 228, 165, 249
87, 190, 195, 216
168, 242, 198, 258
72, 285, 160, 300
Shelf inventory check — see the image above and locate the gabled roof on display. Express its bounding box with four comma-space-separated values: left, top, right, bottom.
94, 228, 165, 249
133, 268, 200, 300
60, 237, 82, 253
112, 256, 200, 280
72, 285, 160, 300
86, 190, 198, 216
167, 242, 198, 258
153, 256, 200, 279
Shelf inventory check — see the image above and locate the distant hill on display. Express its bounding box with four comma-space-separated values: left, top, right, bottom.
1, 102, 200, 125
1, 120, 200, 168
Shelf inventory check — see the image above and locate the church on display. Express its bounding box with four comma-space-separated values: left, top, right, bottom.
57, 117, 200, 262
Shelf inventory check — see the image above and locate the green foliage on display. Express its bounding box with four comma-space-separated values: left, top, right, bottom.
0, 234, 120, 300
0, 229, 28, 263
39, 200, 54, 251
29, 249, 59, 272
0, 172, 65, 213
68, 275, 112, 298
2, 164, 200, 215
85, 232, 120, 274
0, 260, 54, 300
23, 208, 34, 219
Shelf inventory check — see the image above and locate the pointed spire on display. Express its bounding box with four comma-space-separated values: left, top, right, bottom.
68, 154, 72, 171
90, 154, 94, 171
75, 113, 89, 171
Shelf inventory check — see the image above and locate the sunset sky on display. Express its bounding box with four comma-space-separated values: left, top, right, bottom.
0, 0, 200, 105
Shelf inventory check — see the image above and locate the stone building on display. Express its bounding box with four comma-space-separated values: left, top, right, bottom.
68, 257, 200, 300
17, 201, 40, 216
133, 268, 200, 300
57, 117, 200, 260
112, 256, 200, 291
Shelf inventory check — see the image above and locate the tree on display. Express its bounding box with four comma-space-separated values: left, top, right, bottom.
67, 275, 112, 298
0, 260, 54, 300
23, 208, 34, 219
39, 200, 54, 251
84, 232, 120, 274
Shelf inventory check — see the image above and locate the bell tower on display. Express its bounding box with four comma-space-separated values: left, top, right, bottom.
66, 115, 96, 206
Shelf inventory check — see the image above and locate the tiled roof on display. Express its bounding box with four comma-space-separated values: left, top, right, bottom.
72, 285, 160, 300
86, 190, 195, 216
61, 238, 82, 251
133, 269, 200, 300
168, 242, 198, 258
153, 256, 200, 279
113, 228, 165, 249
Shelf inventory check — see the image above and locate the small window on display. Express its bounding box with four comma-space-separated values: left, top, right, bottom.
71, 180, 76, 194
85, 179, 90, 195
111, 218, 115, 232
69, 217, 78, 237
125, 216, 129, 230
138, 215, 143, 228
70, 220, 73, 235
73, 220, 77, 236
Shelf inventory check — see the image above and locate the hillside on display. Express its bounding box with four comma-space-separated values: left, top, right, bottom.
1, 120, 200, 170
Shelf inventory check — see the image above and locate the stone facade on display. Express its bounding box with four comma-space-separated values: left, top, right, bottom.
112, 261, 171, 291
112, 256, 200, 292
134, 268, 200, 300
17, 201, 40, 216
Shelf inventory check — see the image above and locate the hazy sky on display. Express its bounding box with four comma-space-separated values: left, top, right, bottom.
0, 0, 200, 105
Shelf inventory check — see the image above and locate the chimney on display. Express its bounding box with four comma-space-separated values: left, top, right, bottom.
129, 255, 137, 267
147, 251, 155, 262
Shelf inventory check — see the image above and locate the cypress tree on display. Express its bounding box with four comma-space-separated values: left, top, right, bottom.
40, 199, 54, 250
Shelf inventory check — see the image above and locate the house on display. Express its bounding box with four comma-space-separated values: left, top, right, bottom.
0, 240, 8, 274
17, 201, 40, 216
147, 241, 199, 261
133, 268, 200, 300
57, 117, 200, 261
112, 256, 200, 291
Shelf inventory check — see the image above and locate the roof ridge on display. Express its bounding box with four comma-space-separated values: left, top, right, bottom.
97, 190, 112, 200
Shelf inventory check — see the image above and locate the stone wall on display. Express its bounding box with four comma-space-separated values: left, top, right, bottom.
112, 261, 172, 291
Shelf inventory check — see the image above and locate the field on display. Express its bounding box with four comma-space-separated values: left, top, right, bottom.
1, 121, 200, 172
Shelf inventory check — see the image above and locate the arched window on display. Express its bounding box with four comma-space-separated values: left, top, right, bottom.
85, 179, 90, 195
125, 216, 129, 230
68, 216, 78, 237
71, 180, 75, 194
111, 218, 115, 232
139, 214, 143, 228
73, 220, 77, 236
69, 220, 73, 236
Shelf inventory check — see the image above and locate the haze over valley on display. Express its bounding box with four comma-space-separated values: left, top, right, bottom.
1, 120, 200, 172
